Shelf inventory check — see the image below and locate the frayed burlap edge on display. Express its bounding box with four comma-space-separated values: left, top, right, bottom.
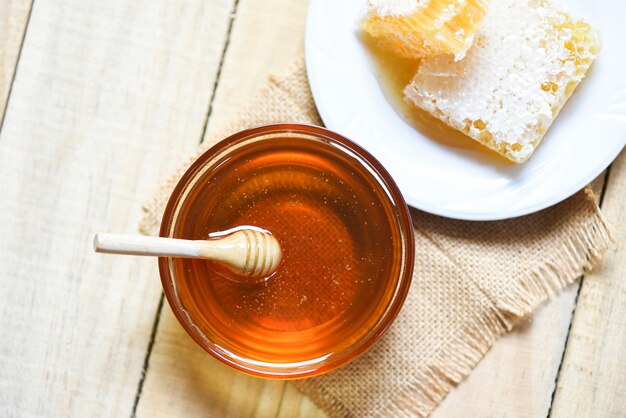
495, 189, 613, 321
295, 188, 612, 417
295, 302, 508, 418
295, 188, 613, 418
139, 55, 614, 417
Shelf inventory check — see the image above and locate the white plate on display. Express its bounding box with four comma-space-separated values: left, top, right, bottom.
305, 0, 626, 220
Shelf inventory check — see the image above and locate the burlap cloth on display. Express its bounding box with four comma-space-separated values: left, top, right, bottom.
140, 57, 612, 417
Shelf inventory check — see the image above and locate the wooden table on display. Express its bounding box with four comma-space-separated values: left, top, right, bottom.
1, 1, 624, 416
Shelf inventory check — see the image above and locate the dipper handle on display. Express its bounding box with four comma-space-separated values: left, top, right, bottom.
94, 228, 282, 278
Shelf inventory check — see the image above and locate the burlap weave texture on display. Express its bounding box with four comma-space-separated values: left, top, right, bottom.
140, 57, 611, 418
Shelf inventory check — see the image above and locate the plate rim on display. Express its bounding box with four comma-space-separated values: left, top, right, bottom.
304, 0, 626, 221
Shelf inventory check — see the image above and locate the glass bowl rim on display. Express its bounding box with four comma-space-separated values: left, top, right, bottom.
158, 123, 415, 379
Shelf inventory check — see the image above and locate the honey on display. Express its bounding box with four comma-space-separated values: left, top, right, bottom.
161, 127, 414, 377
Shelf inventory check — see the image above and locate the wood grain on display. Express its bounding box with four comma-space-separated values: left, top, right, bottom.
0, 0, 234, 415
0, 0, 32, 120
433, 285, 579, 417
205, 0, 311, 136
433, 173, 607, 418
134, 0, 324, 416
550, 150, 626, 417
136, 309, 291, 417
133, 0, 621, 415
1, 0, 623, 416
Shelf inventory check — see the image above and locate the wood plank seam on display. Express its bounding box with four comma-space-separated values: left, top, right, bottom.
1, 0, 245, 414
545, 166, 612, 418
199, 0, 242, 146
0, 0, 34, 132
545, 278, 586, 417
272, 383, 289, 418
130, 1, 242, 414
598, 167, 613, 205
549, 150, 626, 416
133, 1, 317, 416
131, 294, 165, 418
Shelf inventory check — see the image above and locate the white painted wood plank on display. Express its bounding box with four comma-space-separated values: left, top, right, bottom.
137, 309, 290, 417
277, 383, 326, 418
133, 0, 618, 414
0, 0, 32, 118
0, 0, 234, 415
135, 1, 325, 416
433, 285, 578, 417
550, 149, 626, 417
205, 0, 311, 136
433, 174, 607, 418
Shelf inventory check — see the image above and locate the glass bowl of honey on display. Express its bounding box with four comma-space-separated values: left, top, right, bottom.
159, 124, 414, 379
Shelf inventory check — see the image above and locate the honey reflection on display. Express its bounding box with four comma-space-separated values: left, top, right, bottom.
360, 33, 511, 163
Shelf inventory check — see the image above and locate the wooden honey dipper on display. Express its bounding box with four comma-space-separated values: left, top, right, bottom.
94, 227, 282, 278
